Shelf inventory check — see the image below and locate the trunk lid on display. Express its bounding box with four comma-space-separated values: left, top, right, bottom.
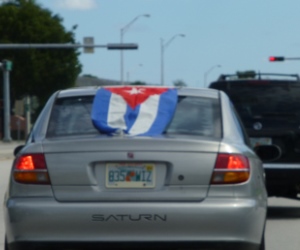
42, 135, 220, 202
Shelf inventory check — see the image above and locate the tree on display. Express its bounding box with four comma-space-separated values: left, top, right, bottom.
82, 74, 98, 79
131, 81, 146, 85
173, 79, 187, 87
0, 0, 82, 115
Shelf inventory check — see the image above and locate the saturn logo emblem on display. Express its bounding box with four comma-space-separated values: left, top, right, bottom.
127, 152, 134, 159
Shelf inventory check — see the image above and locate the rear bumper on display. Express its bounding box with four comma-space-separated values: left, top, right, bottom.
4, 197, 266, 250
7, 241, 261, 250
264, 163, 300, 196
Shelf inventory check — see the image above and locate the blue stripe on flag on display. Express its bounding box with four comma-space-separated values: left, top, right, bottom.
140, 88, 178, 136
124, 105, 141, 134
91, 88, 118, 134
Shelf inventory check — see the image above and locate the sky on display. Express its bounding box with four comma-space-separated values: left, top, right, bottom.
34, 0, 300, 87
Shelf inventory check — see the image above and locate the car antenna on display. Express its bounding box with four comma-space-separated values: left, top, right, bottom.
257, 71, 261, 80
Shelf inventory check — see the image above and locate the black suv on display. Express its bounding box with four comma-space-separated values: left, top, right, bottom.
209, 71, 300, 199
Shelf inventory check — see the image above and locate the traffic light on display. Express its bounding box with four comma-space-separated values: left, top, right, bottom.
2, 60, 13, 71
107, 43, 138, 50
269, 56, 285, 62
0, 60, 13, 71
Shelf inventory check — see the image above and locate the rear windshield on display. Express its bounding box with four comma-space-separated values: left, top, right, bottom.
210, 81, 300, 119
165, 96, 221, 137
47, 95, 221, 138
47, 96, 97, 137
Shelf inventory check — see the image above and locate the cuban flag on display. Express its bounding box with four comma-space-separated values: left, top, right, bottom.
91, 86, 178, 136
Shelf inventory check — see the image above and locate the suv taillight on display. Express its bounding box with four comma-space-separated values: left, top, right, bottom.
210, 153, 250, 184
13, 154, 51, 184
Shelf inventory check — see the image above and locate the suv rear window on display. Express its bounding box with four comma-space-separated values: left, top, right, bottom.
47, 95, 221, 138
209, 80, 300, 120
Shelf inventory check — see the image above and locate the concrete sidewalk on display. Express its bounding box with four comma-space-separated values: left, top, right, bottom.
0, 141, 25, 160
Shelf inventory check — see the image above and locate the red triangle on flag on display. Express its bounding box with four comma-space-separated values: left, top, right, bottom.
105, 86, 169, 109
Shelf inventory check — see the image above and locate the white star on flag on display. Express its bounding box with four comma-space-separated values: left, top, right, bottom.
126, 87, 145, 95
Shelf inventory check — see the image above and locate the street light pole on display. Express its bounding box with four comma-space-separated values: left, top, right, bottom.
204, 64, 221, 87
120, 14, 150, 85
160, 34, 185, 86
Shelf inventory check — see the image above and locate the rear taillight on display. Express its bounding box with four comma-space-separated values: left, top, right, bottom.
210, 153, 250, 184
13, 154, 51, 184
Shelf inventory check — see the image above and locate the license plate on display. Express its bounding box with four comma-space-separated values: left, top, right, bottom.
249, 137, 272, 148
106, 163, 155, 188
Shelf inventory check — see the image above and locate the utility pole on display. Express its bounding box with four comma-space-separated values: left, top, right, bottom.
0, 60, 13, 142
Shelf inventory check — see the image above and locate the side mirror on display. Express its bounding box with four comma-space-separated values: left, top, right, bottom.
254, 145, 282, 162
14, 145, 24, 157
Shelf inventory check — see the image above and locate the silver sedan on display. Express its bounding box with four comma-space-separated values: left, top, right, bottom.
4, 86, 269, 250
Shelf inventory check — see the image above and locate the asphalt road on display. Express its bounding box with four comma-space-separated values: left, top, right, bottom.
1, 142, 300, 250
266, 198, 300, 249
0, 141, 22, 250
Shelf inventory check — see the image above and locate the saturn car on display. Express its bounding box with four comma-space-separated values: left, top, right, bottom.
4, 86, 273, 250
